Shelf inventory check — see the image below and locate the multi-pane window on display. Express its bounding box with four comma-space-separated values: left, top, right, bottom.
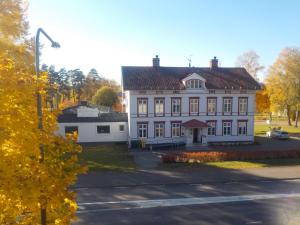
238, 121, 247, 135
119, 125, 125, 132
65, 126, 78, 134
154, 122, 164, 138
207, 98, 217, 114
223, 98, 232, 114
97, 125, 110, 134
155, 98, 164, 116
223, 121, 232, 136
137, 98, 147, 117
239, 98, 248, 115
171, 98, 181, 115
186, 79, 202, 89
171, 122, 181, 137
189, 98, 199, 115
207, 121, 216, 136
137, 123, 148, 138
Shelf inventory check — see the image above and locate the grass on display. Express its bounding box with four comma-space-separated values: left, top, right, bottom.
254, 124, 300, 136
163, 158, 300, 170
79, 144, 136, 172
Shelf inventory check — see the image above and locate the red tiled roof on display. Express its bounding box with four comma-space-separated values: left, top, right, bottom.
182, 119, 209, 128
122, 66, 260, 90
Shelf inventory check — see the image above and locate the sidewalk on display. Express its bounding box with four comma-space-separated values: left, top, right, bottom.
74, 165, 300, 189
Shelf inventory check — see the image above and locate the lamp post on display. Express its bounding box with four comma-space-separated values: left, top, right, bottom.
35, 28, 60, 225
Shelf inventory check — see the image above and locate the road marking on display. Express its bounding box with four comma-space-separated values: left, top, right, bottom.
77, 193, 300, 213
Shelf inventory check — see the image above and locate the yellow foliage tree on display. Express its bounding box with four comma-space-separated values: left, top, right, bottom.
0, 1, 85, 224
255, 84, 270, 114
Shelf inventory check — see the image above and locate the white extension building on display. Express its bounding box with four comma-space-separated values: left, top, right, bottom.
57, 102, 128, 143
121, 56, 260, 148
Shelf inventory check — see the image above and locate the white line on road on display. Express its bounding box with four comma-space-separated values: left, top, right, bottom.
77, 193, 300, 214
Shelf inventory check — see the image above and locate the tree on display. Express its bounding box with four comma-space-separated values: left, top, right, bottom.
0, 1, 85, 224
69, 69, 85, 102
92, 86, 119, 107
256, 84, 270, 115
236, 51, 264, 81
87, 68, 101, 81
265, 47, 300, 126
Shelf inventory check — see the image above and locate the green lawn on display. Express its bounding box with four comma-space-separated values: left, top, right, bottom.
79, 144, 136, 172
163, 158, 300, 170
255, 124, 300, 136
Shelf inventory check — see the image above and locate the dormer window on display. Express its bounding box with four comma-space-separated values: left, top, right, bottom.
186, 79, 202, 89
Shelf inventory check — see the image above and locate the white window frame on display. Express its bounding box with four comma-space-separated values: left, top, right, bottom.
154, 122, 164, 138
207, 121, 216, 136
239, 98, 248, 115
171, 98, 181, 115
187, 79, 202, 89
171, 122, 181, 137
223, 98, 232, 114
189, 98, 199, 114
137, 98, 147, 117
223, 121, 232, 136
155, 98, 164, 116
137, 123, 148, 138
238, 121, 247, 136
207, 98, 217, 114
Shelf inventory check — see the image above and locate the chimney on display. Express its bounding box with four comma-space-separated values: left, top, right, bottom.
152, 55, 160, 67
210, 56, 218, 69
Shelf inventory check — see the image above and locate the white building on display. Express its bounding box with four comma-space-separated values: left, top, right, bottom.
122, 56, 260, 148
57, 102, 128, 143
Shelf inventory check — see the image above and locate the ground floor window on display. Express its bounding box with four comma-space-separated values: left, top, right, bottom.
223, 121, 232, 136
119, 124, 125, 132
207, 121, 216, 136
171, 122, 181, 137
65, 126, 78, 135
154, 122, 164, 138
97, 125, 110, 134
137, 123, 148, 138
238, 121, 247, 135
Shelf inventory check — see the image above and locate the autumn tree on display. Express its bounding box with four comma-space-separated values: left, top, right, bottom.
256, 84, 270, 115
92, 86, 119, 107
0, 1, 85, 224
236, 50, 264, 81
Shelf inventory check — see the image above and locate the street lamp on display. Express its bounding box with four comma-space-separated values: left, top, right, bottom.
35, 28, 60, 225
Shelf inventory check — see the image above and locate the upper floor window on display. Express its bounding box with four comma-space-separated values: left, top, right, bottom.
137, 98, 147, 117
171, 98, 181, 116
223, 98, 232, 114
186, 79, 203, 89
155, 98, 164, 116
238, 97, 248, 115
189, 97, 199, 115
207, 98, 217, 115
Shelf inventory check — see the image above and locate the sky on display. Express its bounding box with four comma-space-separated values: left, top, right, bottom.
28, 0, 300, 83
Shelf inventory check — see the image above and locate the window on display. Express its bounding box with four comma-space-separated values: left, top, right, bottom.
65, 126, 78, 134
137, 98, 147, 117
186, 79, 202, 89
171, 98, 181, 115
171, 122, 181, 137
223, 121, 232, 136
238, 121, 247, 135
119, 125, 125, 132
223, 98, 232, 114
154, 122, 164, 138
239, 98, 248, 115
207, 121, 216, 136
155, 98, 164, 116
189, 98, 199, 115
97, 125, 110, 134
207, 98, 217, 115
137, 123, 148, 138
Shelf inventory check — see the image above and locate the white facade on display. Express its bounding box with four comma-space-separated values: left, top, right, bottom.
123, 72, 256, 147
58, 122, 128, 143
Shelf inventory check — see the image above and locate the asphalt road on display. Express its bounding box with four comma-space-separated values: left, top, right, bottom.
73, 178, 300, 225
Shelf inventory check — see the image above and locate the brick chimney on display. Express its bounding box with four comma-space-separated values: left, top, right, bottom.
210, 56, 218, 69
152, 55, 160, 67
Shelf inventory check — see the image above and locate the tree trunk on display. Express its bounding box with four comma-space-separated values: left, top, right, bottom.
287, 105, 292, 126
295, 110, 299, 128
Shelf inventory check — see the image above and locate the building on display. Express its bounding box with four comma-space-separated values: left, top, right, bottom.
57, 102, 128, 143
122, 56, 260, 148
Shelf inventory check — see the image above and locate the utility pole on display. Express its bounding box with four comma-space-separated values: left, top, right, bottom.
35, 28, 60, 225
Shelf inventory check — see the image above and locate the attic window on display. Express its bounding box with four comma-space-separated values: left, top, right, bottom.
186, 79, 203, 89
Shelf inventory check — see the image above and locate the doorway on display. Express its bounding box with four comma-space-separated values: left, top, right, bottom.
193, 128, 198, 143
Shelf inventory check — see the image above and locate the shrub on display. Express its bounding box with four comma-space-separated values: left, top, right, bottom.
161, 150, 300, 163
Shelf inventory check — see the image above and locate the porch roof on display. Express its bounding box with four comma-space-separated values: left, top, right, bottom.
182, 119, 209, 128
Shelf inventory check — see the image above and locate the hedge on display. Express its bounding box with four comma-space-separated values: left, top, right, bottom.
161, 150, 300, 163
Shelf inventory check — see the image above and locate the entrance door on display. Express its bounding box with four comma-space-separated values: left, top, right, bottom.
193, 128, 198, 143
